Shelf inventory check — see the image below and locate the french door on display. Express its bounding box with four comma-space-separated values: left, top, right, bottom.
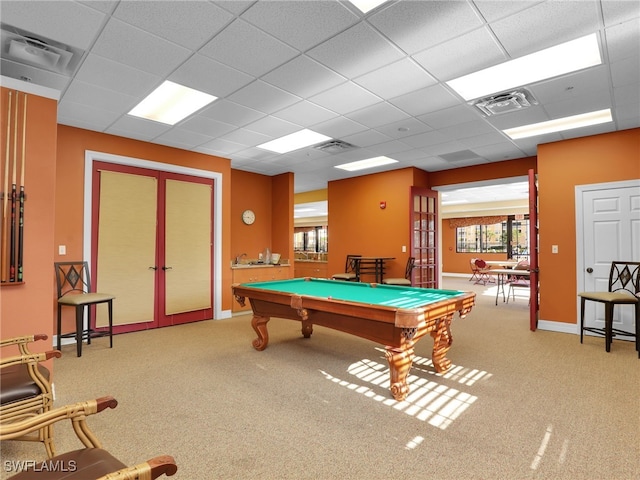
410, 187, 438, 288
91, 162, 213, 333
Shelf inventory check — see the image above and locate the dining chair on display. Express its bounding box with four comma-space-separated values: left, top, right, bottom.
0, 396, 178, 480
54, 261, 115, 357
1, 334, 61, 458
469, 258, 480, 282
579, 261, 639, 356
507, 260, 530, 303
473, 259, 494, 285
331, 254, 361, 282
382, 257, 415, 286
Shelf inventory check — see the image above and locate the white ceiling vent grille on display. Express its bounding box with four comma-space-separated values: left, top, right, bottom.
314, 140, 356, 154
472, 88, 538, 116
1, 24, 83, 75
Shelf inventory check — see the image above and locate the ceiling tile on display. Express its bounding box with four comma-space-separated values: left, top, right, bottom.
418, 104, 481, 129
368, 0, 483, 54
375, 118, 433, 139
309, 82, 380, 115
311, 116, 368, 139
353, 58, 436, 98
112, 0, 233, 50
63, 79, 137, 113
169, 54, 254, 98
57, 101, 122, 131
307, 22, 404, 78
106, 115, 172, 140
91, 18, 191, 76
240, 0, 359, 51
228, 80, 301, 113
273, 101, 338, 127
199, 19, 298, 77
490, 1, 601, 57
388, 84, 461, 117
220, 128, 272, 147
345, 101, 409, 129
178, 115, 237, 138
199, 100, 265, 127
412, 27, 507, 81
73, 53, 160, 97
341, 129, 391, 148
244, 115, 300, 137
261, 56, 346, 98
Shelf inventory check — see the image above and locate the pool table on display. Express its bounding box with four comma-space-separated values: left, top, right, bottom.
232, 278, 475, 401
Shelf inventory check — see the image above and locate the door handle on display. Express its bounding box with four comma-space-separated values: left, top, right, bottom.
162, 266, 172, 271
586, 267, 593, 273
149, 266, 158, 270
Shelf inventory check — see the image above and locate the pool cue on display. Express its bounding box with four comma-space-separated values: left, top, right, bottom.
1, 91, 12, 283
9, 90, 18, 282
17, 93, 26, 282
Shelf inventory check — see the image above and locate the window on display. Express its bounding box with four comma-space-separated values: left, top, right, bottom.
456, 216, 529, 259
293, 226, 328, 252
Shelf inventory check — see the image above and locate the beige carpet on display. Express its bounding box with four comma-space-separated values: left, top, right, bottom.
2, 277, 639, 479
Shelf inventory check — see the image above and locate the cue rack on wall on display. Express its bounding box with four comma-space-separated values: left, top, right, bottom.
0, 90, 28, 286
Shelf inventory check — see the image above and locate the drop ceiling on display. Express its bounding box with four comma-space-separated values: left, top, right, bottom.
1, 1, 638, 194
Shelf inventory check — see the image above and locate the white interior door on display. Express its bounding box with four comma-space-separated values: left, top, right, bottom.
577, 180, 640, 336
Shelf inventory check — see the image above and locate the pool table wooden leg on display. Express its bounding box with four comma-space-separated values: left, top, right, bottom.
251, 315, 270, 351
430, 314, 454, 373
384, 343, 415, 401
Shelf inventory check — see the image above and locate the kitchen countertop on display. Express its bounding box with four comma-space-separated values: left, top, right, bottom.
232, 263, 290, 269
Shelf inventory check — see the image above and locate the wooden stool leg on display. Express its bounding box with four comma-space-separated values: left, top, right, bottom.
57, 305, 63, 351
75, 306, 83, 357
580, 298, 586, 344
108, 300, 113, 348
604, 303, 614, 352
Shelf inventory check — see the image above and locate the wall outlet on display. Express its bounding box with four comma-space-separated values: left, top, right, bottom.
58, 245, 66, 255
552, 245, 558, 254
402, 245, 406, 253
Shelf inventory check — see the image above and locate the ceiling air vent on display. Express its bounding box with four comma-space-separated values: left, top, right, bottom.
314, 140, 356, 154
1, 24, 83, 75
472, 88, 538, 116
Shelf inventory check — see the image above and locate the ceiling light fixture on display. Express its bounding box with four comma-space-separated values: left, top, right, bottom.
128, 81, 217, 125
349, 0, 388, 14
335, 156, 398, 172
258, 129, 331, 154
503, 109, 612, 139
447, 33, 602, 101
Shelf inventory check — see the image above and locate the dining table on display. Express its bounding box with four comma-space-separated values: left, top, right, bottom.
355, 256, 395, 283
488, 268, 531, 305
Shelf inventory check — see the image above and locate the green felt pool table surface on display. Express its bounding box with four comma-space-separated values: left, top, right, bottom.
240, 277, 467, 309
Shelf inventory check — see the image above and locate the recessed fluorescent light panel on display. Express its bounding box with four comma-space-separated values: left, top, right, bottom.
447, 34, 602, 101
335, 156, 398, 172
128, 81, 217, 125
257, 129, 331, 154
503, 109, 612, 139
349, 0, 387, 14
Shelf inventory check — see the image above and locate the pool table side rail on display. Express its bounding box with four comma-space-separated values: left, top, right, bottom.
232, 283, 476, 329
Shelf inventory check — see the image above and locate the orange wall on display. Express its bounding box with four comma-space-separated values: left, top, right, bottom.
0, 87, 57, 358
230, 170, 272, 261
328, 167, 427, 280
537, 128, 640, 325
55, 126, 232, 332
271, 172, 294, 265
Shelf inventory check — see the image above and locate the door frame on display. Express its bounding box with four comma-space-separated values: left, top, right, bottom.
83, 150, 224, 321
575, 178, 640, 330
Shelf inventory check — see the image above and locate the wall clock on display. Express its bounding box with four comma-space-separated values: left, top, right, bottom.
242, 209, 256, 225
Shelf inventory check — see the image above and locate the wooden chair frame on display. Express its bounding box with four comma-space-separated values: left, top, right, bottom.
579, 261, 640, 357
1, 334, 61, 458
1, 396, 177, 480
382, 257, 415, 286
54, 261, 115, 357
331, 254, 361, 282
